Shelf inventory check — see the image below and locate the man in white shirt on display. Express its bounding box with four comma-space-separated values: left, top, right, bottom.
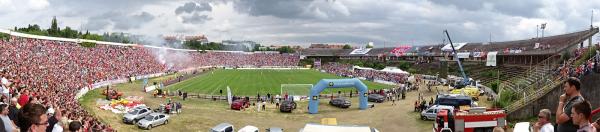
534, 109, 554, 132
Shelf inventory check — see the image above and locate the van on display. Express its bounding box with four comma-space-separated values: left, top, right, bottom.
238, 125, 259, 132
420, 105, 454, 120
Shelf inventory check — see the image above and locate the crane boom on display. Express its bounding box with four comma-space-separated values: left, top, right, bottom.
444, 30, 470, 88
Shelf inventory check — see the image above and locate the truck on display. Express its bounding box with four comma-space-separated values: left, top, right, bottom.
434, 94, 475, 110
433, 107, 507, 132
450, 87, 481, 101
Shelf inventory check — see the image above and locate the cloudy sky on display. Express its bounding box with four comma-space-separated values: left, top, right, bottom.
0, 0, 599, 47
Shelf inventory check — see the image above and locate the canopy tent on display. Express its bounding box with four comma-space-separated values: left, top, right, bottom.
380, 67, 409, 74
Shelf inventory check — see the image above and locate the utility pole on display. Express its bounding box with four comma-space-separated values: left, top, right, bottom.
536, 25, 539, 38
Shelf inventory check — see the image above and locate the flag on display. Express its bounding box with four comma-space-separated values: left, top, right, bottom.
227, 86, 232, 105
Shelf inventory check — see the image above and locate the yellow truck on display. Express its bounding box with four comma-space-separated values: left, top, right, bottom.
450, 86, 481, 101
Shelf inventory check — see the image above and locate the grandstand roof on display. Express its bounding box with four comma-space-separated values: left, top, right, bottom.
301, 28, 598, 57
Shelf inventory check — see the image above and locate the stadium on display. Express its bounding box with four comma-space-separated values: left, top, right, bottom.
1, 1, 600, 132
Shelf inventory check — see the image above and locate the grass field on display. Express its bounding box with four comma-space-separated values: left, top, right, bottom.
166, 69, 394, 96
79, 73, 437, 132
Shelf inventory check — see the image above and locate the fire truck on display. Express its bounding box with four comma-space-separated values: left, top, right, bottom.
433, 107, 507, 132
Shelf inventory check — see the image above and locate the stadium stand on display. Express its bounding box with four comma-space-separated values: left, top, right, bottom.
0, 35, 300, 131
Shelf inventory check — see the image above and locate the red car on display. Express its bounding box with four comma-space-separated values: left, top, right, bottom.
231, 99, 250, 110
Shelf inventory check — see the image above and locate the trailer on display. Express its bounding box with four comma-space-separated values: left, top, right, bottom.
433, 107, 507, 132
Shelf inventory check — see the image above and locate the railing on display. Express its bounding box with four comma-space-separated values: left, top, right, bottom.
505, 47, 599, 113
505, 77, 563, 113
499, 28, 597, 95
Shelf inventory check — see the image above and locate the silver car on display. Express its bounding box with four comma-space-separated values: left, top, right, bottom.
123, 106, 152, 124
211, 123, 234, 132
137, 113, 169, 129
266, 127, 283, 132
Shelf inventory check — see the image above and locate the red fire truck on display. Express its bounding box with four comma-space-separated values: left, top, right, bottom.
433, 107, 507, 132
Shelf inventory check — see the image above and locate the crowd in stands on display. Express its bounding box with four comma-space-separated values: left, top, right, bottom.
0, 37, 169, 131
0, 36, 300, 132
319, 62, 408, 83
555, 47, 600, 80
163, 51, 299, 70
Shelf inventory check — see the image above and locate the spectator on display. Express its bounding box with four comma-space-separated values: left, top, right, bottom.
556, 77, 585, 132
571, 100, 596, 132
0, 104, 16, 132
8, 98, 18, 124
68, 121, 82, 132
17, 103, 47, 132
533, 109, 553, 132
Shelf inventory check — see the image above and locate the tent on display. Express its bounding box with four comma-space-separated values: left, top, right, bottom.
380, 67, 409, 74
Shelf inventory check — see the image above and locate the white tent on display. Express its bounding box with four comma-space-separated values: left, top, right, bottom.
380, 67, 409, 74
352, 66, 375, 70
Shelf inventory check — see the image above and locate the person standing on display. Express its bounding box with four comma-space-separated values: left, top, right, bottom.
571, 101, 596, 132
557, 77, 585, 132
533, 109, 554, 132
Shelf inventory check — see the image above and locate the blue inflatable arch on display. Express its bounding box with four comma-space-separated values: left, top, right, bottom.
308, 78, 368, 114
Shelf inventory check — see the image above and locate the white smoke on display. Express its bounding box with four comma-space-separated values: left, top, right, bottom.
139, 35, 193, 70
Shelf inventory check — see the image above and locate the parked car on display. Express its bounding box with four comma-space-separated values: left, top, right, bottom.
123, 106, 152, 124
420, 105, 454, 120
136, 113, 169, 130
231, 99, 250, 110
279, 100, 297, 113
211, 123, 235, 132
266, 127, 283, 132
238, 125, 259, 132
329, 98, 351, 108
368, 94, 385, 103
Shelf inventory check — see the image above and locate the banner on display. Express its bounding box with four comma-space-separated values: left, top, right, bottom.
457, 52, 470, 59
486, 51, 498, 67
349, 48, 372, 54
390, 45, 412, 56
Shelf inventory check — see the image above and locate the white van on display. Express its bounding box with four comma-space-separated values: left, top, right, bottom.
420, 105, 454, 120
238, 125, 259, 132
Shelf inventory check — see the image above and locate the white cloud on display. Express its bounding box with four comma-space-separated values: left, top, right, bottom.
28, 0, 49, 10
0, 0, 598, 46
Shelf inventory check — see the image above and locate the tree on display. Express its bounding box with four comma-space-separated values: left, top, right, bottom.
47, 16, 60, 37
277, 46, 295, 53
184, 40, 202, 50
253, 44, 261, 51
0, 33, 9, 41
366, 44, 374, 48
343, 44, 352, 49
397, 61, 412, 70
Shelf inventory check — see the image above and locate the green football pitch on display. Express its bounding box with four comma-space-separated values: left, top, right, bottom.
166, 69, 394, 96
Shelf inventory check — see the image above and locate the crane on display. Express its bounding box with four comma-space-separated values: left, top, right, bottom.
444, 30, 470, 88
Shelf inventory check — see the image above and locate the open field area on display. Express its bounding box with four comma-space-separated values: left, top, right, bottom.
80, 72, 496, 131
165, 69, 394, 96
